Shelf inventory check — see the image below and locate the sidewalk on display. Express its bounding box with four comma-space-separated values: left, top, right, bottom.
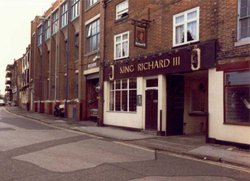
5, 106, 250, 169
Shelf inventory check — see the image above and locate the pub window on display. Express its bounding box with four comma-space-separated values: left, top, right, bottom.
116, 0, 128, 20
44, 18, 51, 40
52, 10, 59, 35
238, 0, 250, 40
37, 25, 43, 46
109, 78, 137, 112
225, 70, 250, 125
60, 2, 68, 28
173, 7, 199, 47
86, 0, 98, 9
86, 19, 100, 53
71, 0, 80, 20
114, 31, 129, 60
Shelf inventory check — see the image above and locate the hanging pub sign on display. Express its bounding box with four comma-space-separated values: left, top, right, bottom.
132, 19, 151, 48
135, 26, 147, 48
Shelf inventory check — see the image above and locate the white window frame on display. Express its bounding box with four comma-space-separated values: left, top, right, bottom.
72, 0, 80, 21
114, 31, 129, 60
116, 0, 129, 20
86, 18, 100, 53
60, 2, 68, 28
37, 25, 43, 46
235, 0, 250, 46
109, 78, 137, 112
52, 10, 59, 35
44, 18, 51, 40
173, 7, 200, 47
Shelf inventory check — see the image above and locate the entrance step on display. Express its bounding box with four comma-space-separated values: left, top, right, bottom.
141, 130, 158, 135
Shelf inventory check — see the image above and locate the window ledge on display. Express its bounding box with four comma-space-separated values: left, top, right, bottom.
173, 40, 199, 48
235, 38, 250, 47
115, 15, 129, 23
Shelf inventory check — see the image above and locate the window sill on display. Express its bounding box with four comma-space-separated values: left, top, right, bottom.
114, 56, 129, 61
224, 121, 250, 127
115, 15, 129, 23
234, 38, 250, 47
107, 111, 137, 114
173, 40, 199, 48
84, 50, 99, 57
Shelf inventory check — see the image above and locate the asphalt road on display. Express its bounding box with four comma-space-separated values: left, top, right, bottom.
0, 107, 249, 181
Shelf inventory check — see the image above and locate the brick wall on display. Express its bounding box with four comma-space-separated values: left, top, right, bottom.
104, 0, 218, 62
217, 0, 250, 63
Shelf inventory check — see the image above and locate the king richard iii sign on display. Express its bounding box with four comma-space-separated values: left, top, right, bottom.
104, 40, 216, 81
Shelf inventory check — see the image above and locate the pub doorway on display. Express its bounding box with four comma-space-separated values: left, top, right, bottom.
166, 75, 185, 136
145, 78, 158, 130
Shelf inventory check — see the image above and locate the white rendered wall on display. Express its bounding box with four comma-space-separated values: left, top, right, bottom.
209, 69, 250, 145
103, 77, 144, 129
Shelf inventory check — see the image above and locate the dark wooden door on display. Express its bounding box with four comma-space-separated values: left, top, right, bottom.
167, 75, 184, 135
145, 89, 158, 130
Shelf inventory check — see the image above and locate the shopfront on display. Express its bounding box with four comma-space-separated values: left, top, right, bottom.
103, 40, 216, 136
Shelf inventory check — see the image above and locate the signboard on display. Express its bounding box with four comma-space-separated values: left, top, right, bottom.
104, 40, 216, 81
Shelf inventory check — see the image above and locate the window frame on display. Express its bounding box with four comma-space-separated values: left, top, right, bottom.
71, 0, 80, 21
37, 25, 43, 46
173, 7, 200, 47
114, 31, 130, 60
235, 0, 250, 46
116, 0, 129, 20
60, 2, 68, 29
224, 70, 250, 126
52, 10, 59, 35
44, 18, 51, 40
85, 18, 100, 53
109, 78, 137, 112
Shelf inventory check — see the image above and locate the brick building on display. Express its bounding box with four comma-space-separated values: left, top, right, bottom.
30, 0, 103, 120
6, 0, 249, 147
102, 0, 249, 147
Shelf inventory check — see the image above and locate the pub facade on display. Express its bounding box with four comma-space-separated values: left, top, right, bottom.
102, 0, 217, 136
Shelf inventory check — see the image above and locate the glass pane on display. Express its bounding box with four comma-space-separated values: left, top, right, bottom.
225, 71, 250, 85
122, 33, 128, 40
240, 0, 248, 18
129, 78, 137, 89
129, 90, 137, 112
115, 91, 121, 111
176, 15, 184, 24
109, 91, 114, 111
122, 41, 128, 57
240, 18, 248, 38
176, 25, 184, 44
187, 21, 197, 41
188, 10, 197, 20
122, 79, 127, 89
225, 86, 250, 123
116, 36, 121, 42
116, 44, 121, 58
115, 80, 121, 89
122, 91, 128, 111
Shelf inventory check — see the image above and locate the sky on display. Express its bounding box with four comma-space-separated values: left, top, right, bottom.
0, 0, 56, 96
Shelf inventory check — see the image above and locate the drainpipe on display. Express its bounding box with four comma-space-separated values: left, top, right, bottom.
65, 0, 71, 118
98, 1, 107, 126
